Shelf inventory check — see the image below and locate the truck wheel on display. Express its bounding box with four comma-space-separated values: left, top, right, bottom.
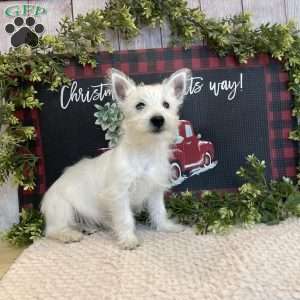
171, 162, 182, 183
203, 153, 212, 166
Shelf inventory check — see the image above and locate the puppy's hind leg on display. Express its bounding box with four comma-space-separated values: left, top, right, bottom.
41, 193, 83, 243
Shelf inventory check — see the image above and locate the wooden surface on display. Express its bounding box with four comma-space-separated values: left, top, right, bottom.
0, 241, 25, 279
0, 1, 23, 53
119, 25, 162, 50
200, 0, 242, 18
286, 0, 300, 28
242, 0, 287, 26
27, 0, 72, 35
0, 0, 297, 53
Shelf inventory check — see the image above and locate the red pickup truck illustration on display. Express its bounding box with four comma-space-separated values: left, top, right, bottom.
170, 120, 217, 185
97, 120, 217, 186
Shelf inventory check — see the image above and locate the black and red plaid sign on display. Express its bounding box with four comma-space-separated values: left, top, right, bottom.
18, 45, 298, 207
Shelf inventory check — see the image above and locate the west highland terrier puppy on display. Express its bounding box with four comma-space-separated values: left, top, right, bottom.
41, 67, 191, 249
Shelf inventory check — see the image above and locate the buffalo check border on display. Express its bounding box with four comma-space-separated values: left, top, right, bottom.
18, 45, 298, 207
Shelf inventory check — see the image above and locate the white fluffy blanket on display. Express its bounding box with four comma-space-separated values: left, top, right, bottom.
1, 219, 300, 300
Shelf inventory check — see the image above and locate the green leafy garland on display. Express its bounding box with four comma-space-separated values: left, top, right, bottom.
2, 0, 300, 246
167, 155, 300, 234
1, 208, 45, 247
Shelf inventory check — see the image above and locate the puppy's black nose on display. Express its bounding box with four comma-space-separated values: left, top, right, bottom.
150, 115, 165, 129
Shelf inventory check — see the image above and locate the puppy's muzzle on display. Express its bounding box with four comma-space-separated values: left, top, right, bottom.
150, 115, 165, 133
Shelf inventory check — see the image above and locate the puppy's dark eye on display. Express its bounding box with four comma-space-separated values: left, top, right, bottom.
136, 102, 145, 110
163, 101, 170, 109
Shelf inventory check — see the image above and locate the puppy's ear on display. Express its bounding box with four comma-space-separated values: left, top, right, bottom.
163, 68, 191, 102
108, 68, 136, 102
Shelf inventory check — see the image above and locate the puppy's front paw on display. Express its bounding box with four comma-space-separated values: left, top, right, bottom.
49, 229, 84, 243
118, 234, 140, 250
156, 221, 186, 233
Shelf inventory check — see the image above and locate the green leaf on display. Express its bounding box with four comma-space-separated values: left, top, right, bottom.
286, 193, 300, 216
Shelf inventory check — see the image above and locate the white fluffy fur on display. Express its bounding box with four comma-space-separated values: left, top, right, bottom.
41, 68, 191, 249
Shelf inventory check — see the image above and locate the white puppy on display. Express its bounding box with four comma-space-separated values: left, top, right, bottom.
41, 68, 191, 249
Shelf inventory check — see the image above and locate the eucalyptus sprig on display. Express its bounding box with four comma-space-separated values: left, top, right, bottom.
94, 102, 123, 147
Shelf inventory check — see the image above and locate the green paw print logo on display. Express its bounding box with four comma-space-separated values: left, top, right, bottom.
5, 16, 44, 47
